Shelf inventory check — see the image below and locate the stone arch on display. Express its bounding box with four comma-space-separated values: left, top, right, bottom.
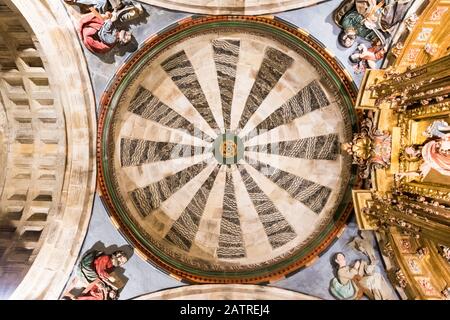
133, 284, 320, 300
0, 0, 96, 299
138, 0, 326, 15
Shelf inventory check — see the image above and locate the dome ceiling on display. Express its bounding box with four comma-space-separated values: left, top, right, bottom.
98, 16, 357, 283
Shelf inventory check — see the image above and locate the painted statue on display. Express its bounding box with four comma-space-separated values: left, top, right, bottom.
330, 252, 396, 300
397, 120, 450, 180
78, 250, 128, 286
349, 41, 386, 72
334, 0, 412, 47
66, 279, 118, 300
65, 0, 144, 22
62, 249, 128, 300
78, 10, 132, 54
347, 231, 378, 262
343, 111, 391, 178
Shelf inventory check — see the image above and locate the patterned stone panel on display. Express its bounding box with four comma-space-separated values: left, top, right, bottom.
217, 168, 246, 259
248, 159, 332, 214
255, 80, 330, 131
247, 134, 339, 160
238, 166, 296, 249
237, 47, 293, 129
128, 86, 199, 137
120, 138, 201, 167
165, 166, 220, 251
161, 51, 218, 130
212, 39, 240, 130
130, 161, 209, 217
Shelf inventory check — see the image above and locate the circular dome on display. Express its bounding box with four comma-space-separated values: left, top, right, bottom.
98, 16, 357, 283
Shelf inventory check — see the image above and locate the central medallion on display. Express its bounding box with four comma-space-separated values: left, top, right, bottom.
220, 140, 237, 157
213, 133, 244, 164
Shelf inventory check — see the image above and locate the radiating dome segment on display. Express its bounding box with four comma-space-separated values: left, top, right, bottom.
98, 16, 357, 283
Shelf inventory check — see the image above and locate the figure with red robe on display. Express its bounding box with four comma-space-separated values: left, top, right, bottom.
64, 279, 118, 300
78, 10, 132, 54
75, 279, 118, 300
78, 250, 128, 285
62, 250, 128, 300
65, 0, 144, 23
350, 41, 386, 73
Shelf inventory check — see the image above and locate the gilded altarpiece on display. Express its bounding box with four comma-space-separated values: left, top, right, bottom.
351, 6, 450, 298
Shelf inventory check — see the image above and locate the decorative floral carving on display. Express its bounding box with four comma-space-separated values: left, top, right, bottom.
416, 247, 429, 260
395, 269, 408, 288
407, 258, 422, 273
405, 14, 418, 31
343, 112, 391, 178
441, 286, 450, 300
424, 43, 438, 56
417, 277, 438, 296
438, 244, 450, 264
391, 42, 404, 57
382, 240, 395, 259
430, 7, 448, 21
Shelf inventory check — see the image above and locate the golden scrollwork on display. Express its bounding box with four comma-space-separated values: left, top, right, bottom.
400, 183, 450, 202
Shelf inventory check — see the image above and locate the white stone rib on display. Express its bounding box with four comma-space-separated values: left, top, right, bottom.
231, 165, 274, 261
190, 165, 227, 260
229, 39, 266, 132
